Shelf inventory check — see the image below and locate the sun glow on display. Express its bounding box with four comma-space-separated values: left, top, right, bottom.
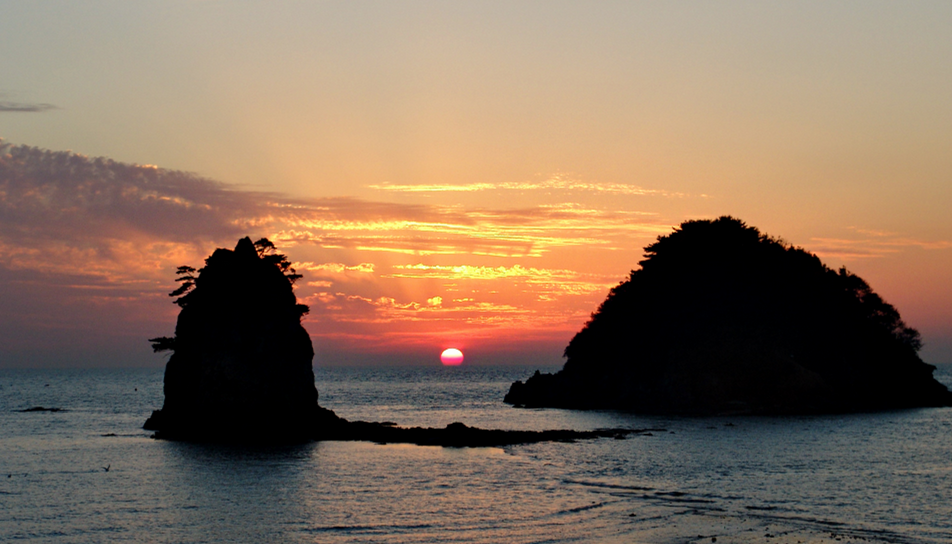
440, 348, 464, 366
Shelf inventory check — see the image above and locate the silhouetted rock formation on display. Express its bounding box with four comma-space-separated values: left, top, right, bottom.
144, 237, 326, 442
144, 238, 638, 447
505, 217, 952, 414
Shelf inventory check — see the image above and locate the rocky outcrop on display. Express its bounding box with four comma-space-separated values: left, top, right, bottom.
144, 237, 326, 442
505, 217, 952, 414
144, 237, 641, 447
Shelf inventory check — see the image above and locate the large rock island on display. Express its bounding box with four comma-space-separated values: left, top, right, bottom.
505, 217, 952, 414
145, 237, 642, 446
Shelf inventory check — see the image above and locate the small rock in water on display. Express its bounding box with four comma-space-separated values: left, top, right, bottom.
18, 406, 65, 413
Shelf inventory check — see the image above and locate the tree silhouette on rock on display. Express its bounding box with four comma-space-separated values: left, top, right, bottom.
144, 237, 333, 442
505, 216, 951, 414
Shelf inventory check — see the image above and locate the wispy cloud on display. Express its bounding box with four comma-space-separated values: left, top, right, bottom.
0, 101, 58, 112
385, 263, 617, 295
0, 141, 668, 362
300, 288, 587, 346
0, 141, 664, 290
303, 263, 376, 274
0, 141, 261, 243
0, 144, 672, 266
268, 203, 668, 258
297, 262, 376, 285
368, 174, 694, 198
809, 227, 952, 261
388, 263, 574, 280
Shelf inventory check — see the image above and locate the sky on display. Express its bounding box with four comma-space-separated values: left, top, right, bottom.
1, 1, 950, 368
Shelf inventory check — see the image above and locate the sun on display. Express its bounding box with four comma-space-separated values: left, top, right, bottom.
440, 348, 464, 366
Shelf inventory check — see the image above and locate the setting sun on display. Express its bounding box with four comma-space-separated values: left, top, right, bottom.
440, 348, 464, 366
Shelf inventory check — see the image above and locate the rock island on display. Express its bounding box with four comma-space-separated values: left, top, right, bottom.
505, 217, 952, 414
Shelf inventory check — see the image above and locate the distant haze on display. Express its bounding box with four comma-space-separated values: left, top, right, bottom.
1, 2, 950, 368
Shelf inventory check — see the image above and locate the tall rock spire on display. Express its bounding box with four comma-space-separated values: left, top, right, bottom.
145, 237, 327, 443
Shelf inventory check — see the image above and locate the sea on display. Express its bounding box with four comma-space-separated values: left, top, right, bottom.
1, 364, 951, 544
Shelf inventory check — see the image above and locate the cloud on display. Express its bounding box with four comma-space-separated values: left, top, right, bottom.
388, 263, 564, 280
369, 183, 497, 193
810, 230, 952, 261
808, 238, 900, 260
297, 262, 376, 284
0, 101, 58, 112
4, 141, 949, 365
300, 289, 562, 339
303, 262, 375, 274
8, 145, 669, 266
384, 263, 615, 292
368, 174, 693, 198
0, 140, 264, 244
0, 140, 673, 364
265, 202, 669, 258
1, 140, 660, 301
403, 263, 527, 277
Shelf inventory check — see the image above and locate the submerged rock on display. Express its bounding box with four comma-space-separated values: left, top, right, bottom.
18, 406, 66, 413
318, 419, 661, 447
505, 217, 952, 414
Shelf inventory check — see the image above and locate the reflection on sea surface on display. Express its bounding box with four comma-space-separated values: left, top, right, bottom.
158, 441, 316, 543
1, 365, 950, 543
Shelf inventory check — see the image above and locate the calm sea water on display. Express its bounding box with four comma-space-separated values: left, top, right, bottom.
1, 364, 951, 544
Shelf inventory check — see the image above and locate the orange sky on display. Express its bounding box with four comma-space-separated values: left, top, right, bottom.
1, 2, 950, 367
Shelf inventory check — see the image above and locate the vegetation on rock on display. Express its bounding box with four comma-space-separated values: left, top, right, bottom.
144, 237, 329, 442
505, 216, 951, 414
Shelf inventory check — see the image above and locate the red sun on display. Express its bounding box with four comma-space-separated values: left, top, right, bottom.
440, 348, 464, 366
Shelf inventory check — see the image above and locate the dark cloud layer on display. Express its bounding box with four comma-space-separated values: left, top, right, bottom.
0, 141, 264, 243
